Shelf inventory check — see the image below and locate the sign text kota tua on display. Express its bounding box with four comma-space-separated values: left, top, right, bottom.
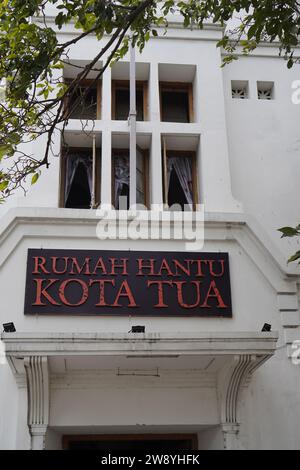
24, 249, 232, 317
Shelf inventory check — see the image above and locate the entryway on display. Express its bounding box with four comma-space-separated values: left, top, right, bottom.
63, 434, 198, 450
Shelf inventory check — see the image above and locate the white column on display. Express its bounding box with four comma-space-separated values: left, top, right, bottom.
101, 62, 111, 122
101, 130, 112, 205
148, 62, 163, 207
99, 64, 112, 206
150, 130, 163, 206
129, 43, 137, 208
148, 61, 160, 122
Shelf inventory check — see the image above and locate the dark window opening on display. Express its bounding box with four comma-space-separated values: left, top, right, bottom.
162, 148, 196, 209
63, 434, 197, 451
161, 90, 189, 122
168, 166, 188, 210
67, 438, 193, 450
68, 86, 97, 120
114, 87, 144, 121
65, 162, 91, 209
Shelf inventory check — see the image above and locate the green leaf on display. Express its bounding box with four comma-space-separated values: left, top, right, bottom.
278, 227, 299, 238
31, 173, 39, 185
247, 24, 257, 40
0, 180, 8, 191
288, 251, 300, 264
0, 145, 10, 160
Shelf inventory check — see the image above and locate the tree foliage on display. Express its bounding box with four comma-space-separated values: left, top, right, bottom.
278, 225, 300, 264
0, 0, 300, 198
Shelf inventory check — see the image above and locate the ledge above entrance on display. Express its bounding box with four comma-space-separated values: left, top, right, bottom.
2, 331, 278, 381
2, 331, 278, 359
2, 331, 278, 450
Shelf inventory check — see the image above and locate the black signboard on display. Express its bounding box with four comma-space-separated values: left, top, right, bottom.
24, 249, 232, 317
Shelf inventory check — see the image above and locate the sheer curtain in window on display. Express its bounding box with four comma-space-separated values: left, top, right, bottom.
65, 154, 93, 204
167, 156, 193, 206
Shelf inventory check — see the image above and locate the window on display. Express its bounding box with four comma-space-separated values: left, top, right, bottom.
231, 80, 249, 99
64, 79, 101, 119
60, 147, 101, 209
162, 143, 198, 210
112, 148, 149, 209
112, 80, 147, 121
160, 82, 193, 122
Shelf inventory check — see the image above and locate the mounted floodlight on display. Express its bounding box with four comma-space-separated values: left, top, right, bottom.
129, 325, 145, 333
2, 322, 16, 333
262, 323, 271, 332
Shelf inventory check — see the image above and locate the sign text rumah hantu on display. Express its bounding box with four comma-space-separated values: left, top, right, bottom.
24, 249, 232, 317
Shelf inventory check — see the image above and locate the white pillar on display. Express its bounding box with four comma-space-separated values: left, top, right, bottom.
148, 62, 160, 122
148, 62, 163, 207
101, 62, 111, 121
150, 130, 163, 206
101, 130, 112, 205
129, 43, 137, 208
99, 64, 112, 206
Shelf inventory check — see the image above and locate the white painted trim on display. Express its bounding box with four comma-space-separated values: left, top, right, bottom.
2, 331, 278, 357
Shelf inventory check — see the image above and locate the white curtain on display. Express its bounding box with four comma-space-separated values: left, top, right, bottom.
167, 156, 193, 206
65, 154, 93, 203
114, 155, 129, 208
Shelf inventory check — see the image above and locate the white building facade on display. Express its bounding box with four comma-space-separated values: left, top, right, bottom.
1, 10, 300, 450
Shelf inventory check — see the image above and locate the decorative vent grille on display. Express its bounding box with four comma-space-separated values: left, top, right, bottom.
257, 82, 274, 100
258, 89, 272, 100
232, 87, 247, 99
231, 81, 248, 99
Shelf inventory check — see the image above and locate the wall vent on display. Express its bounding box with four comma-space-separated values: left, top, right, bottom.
231, 80, 249, 99
257, 81, 274, 100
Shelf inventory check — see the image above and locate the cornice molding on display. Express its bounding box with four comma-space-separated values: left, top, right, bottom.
2, 331, 278, 357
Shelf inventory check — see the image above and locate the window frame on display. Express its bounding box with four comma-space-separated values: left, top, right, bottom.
159, 81, 194, 123
111, 80, 148, 121
63, 78, 102, 120
111, 147, 149, 209
59, 146, 101, 209
162, 145, 198, 210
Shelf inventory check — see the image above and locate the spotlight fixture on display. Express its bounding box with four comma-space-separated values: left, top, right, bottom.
129, 325, 145, 333
2, 322, 16, 333
262, 323, 271, 332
